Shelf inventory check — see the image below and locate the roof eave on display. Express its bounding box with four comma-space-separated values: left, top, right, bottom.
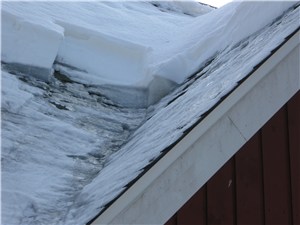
91, 30, 300, 225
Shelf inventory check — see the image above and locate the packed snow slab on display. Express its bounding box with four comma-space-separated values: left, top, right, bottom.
2, 7, 151, 86
55, 21, 152, 86
1, 1, 295, 107
1, 10, 63, 81
1, 1, 213, 97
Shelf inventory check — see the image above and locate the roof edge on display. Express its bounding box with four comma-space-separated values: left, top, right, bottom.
91, 30, 300, 225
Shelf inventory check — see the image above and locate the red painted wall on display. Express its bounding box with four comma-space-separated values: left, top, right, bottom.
166, 91, 299, 225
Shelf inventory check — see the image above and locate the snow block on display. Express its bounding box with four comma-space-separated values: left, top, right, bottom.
55, 21, 152, 87
1, 10, 64, 81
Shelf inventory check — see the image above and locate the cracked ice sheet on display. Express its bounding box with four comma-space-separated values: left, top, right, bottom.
1, 71, 147, 224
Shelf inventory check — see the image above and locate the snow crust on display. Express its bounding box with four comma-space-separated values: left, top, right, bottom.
1, 1, 299, 225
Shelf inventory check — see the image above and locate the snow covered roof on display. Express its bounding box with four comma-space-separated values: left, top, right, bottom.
1, 2, 299, 225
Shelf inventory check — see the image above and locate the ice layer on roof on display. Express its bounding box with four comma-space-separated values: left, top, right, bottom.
1, 2, 299, 225
66, 4, 300, 224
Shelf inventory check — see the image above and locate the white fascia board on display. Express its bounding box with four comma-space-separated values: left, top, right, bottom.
92, 30, 300, 225
228, 43, 300, 140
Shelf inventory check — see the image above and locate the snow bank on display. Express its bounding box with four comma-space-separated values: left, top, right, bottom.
1, 10, 64, 81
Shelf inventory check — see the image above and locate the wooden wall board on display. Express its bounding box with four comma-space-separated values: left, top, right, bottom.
235, 132, 265, 225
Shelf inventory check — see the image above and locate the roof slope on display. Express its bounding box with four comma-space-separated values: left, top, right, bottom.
1, 2, 299, 225
84, 3, 299, 224
1, 71, 147, 224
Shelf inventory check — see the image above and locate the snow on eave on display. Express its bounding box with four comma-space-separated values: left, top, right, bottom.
89, 27, 300, 225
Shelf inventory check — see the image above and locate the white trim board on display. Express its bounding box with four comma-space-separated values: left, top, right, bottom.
91, 30, 300, 225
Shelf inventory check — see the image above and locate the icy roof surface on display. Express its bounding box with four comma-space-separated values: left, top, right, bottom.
70, 5, 299, 224
1, 2, 300, 225
1, 70, 147, 224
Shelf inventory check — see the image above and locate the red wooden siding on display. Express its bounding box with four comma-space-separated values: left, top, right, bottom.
235, 133, 264, 224
165, 91, 299, 225
262, 106, 292, 224
288, 93, 300, 225
207, 159, 236, 225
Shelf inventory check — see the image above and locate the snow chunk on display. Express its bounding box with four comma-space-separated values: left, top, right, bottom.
1, 10, 64, 81
55, 21, 152, 87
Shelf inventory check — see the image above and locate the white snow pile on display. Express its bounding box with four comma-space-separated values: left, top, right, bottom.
1, 1, 295, 106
